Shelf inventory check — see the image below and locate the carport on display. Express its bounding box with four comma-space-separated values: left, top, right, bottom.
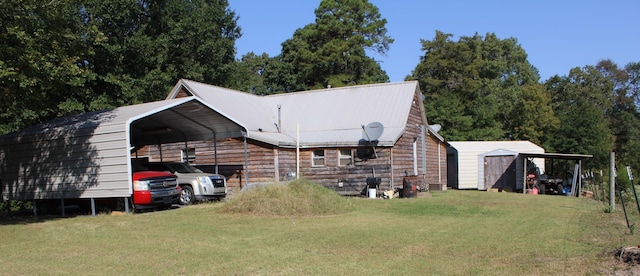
519, 152, 593, 196
0, 96, 247, 215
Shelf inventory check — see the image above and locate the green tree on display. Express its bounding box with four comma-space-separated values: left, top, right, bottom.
501, 83, 559, 146
544, 66, 615, 168
83, 0, 240, 103
0, 0, 97, 134
596, 60, 640, 169
627, 62, 640, 110
229, 52, 297, 95
277, 0, 393, 90
0, 0, 240, 134
408, 31, 545, 141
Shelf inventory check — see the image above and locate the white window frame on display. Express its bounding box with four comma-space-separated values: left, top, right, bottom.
312, 150, 325, 167
338, 149, 353, 166
182, 147, 196, 164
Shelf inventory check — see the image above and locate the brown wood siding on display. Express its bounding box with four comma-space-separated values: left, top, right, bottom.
293, 147, 392, 195
391, 91, 426, 188
424, 134, 447, 186
483, 155, 516, 191
142, 138, 278, 189
175, 88, 192, 98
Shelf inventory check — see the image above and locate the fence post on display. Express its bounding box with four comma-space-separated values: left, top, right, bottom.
610, 152, 616, 211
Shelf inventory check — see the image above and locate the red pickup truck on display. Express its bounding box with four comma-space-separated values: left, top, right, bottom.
131, 169, 180, 210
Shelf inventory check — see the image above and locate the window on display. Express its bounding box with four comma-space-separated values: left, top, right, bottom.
339, 149, 353, 166
182, 148, 196, 164
312, 150, 325, 166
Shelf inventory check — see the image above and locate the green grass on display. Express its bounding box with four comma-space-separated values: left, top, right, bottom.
0, 184, 637, 275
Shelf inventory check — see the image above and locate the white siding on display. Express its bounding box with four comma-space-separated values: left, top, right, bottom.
448, 141, 545, 190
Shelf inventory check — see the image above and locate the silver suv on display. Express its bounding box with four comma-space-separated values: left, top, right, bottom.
146, 162, 227, 205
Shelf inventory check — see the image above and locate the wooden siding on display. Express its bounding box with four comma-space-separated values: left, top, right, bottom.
389, 91, 447, 190
425, 134, 447, 186
143, 138, 277, 189
296, 147, 392, 195
175, 88, 192, 98
143, 140, 393, 195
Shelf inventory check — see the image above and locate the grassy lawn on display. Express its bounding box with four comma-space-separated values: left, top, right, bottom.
0, 188, 636, 275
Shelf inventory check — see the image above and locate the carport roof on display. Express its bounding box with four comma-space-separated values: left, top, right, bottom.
126, 97, 247, 147
0, 96, 247, 148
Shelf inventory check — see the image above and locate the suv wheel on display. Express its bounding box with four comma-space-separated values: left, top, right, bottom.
179, 186, 195, 205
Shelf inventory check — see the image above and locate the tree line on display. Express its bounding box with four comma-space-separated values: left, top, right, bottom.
1, 0, 639, 170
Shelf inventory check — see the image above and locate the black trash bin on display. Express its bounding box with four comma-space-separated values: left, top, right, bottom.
402, 177, 416, 198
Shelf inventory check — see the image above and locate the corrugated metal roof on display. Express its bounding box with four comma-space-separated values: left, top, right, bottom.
171, 79, 427, 147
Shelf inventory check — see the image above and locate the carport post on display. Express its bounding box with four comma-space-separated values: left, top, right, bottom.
32, 199, 37, 217
61, 198, 65, 217
124, 197, 130, 214
91, 198, 96, 216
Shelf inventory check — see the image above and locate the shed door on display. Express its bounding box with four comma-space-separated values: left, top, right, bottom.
483, 155, 516, 191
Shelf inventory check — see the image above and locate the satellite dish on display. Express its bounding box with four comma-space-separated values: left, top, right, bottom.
362, 122, 384, 142
429, 124, 441, 133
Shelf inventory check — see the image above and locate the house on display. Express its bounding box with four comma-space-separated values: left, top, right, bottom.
447, 141, 546, 191
143, 79, 448, 195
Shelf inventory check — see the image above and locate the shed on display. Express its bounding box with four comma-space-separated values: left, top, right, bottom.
447, 141, 545, 190
0, 97, 246, 203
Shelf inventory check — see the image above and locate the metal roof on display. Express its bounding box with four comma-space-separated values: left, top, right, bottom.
169, 79, 436, 148
447, 141, 545, 153
519, 152, 593, 159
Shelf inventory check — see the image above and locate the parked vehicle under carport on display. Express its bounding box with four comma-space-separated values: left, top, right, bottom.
144, 161, 227, 204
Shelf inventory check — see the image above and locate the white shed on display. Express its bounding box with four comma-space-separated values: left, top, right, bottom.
447, 141, 545, 191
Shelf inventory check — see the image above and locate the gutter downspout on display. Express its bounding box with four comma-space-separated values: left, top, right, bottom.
242, 131, 249, 189
296, 123, 300, 179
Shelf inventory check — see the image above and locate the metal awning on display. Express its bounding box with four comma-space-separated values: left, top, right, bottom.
520, 152, 593, 160
520, 152, 592, 196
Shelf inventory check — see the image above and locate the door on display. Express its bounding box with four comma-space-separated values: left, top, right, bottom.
484, 155, 516, 191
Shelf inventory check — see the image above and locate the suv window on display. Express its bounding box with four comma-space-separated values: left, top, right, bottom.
147, 162, 204, 174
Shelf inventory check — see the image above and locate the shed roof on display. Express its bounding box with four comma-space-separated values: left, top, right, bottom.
168, 79, 442, 148
447, 141, 544, 153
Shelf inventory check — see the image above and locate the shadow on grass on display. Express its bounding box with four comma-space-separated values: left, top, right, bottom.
0, 201, 181, 225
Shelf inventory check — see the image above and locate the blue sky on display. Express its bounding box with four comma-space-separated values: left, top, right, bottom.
228, 0, 639, 82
